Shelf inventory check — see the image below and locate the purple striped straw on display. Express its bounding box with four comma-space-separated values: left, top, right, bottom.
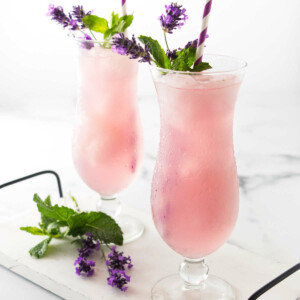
122, 0, 127, 16
194, 0, 213, 65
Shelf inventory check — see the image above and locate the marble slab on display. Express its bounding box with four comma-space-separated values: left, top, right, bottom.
0, 201, 299, 300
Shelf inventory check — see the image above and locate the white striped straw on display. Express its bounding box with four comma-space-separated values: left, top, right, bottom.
121, 0, 128, 36
194, 0, 213, 65
122, 0, 127, 16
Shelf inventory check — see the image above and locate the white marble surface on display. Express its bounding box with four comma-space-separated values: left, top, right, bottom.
0, 89, 300, 298
1, 204, 300, 300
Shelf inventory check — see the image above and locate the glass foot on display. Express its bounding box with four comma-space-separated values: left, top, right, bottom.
117, 214, 144, 244
151, 273, 236, 300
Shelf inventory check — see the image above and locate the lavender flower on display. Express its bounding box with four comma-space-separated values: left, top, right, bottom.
107, 269, 130, 292
106, 246, 133, 270
74, 233, 100, 276
111, 33, 151, 63
106, 246, 133, 292
71, 5, 92, 29
79, 34, 94, 50
166, 49, 179, 61
47, 5, 71, 28
47, 4, 92, 31
74, 257, 96, 277
159, 3, 188, 34
184, 39, 198, 49
184, 35, 209, 49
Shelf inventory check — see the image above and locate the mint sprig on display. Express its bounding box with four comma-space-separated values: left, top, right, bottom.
21, 194, 123, 258
82, 12, 134, 41
139, 36, 171, 69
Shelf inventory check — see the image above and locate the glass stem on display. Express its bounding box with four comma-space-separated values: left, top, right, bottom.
179, 258, 209, 289
96, 195, 121, 218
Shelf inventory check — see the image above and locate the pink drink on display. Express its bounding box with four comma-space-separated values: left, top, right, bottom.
151, 68, 244, 259
72, 44, 143, 197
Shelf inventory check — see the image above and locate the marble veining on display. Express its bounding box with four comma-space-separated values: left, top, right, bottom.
0, 91, 299, 267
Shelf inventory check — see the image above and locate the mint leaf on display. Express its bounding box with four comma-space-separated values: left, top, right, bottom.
111, 11, 119, 27
119, 15, 133, 30
172, 48, 196, 71
33, 194, 77, 225
104, 14, 134, 40
46, 222, 62, 236
29, 237, 52, 258
82, 15, 108, 33
68, 211, 123, 245
138, 36, 171, 69
20, 227, 47, 236
171, 48, 212, 72
192, 61, 212, 72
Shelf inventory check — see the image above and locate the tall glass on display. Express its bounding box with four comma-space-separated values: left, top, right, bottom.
150, 55, 246, 299
72, 40, 144, 243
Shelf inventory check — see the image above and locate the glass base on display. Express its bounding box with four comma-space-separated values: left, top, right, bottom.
117, 214, 144, 244
96, 196, 144, 244
151, 273, 236, 300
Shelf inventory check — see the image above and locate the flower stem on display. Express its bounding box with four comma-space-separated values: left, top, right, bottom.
164, 32, 170, 51
89, 29, 97, 40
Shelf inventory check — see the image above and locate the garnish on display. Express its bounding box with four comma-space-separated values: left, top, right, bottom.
47, 4, 134, 49
111, 2, 212, 72
21, 194, 132, 292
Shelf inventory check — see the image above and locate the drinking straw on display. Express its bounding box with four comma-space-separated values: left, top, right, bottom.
122, 0, 127, 36
194, 0, 213, 65
122, 0, 127, 16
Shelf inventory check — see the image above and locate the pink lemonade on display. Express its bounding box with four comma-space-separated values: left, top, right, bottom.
151, 68, 244, 259
72, 44, 143, 196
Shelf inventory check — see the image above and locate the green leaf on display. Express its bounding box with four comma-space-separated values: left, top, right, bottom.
172, 48, 196, 71
20, 227, 47, 236
138, 36, 171, 69
68, 211, 123, 245
119, 15, 133, 30
103, 28, 116, 40
46, 222, 62, 236
82, 15, 108, 33
33, 194, 77, 224
104, 14, 134, 40
111, 11, 119, 27
29, 237, 52, 258
171, 47, 212, 72
192, 61, 212, 72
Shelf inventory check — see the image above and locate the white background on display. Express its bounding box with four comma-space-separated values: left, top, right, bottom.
0, 1, 300, 299
0, 0, 299, 105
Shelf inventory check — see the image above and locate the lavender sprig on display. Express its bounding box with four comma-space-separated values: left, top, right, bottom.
111, 33, 151, 63
106, 246, 133, 292
166, 49, 179, 61
74, 233, 100, 277
159, 3, 188, 34
47, 5, 72, 29
71, 5, 92, 29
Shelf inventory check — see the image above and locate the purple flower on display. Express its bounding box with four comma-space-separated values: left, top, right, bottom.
184, 39, 198, 49
47, 5, 70, 28
107, 269, 130, 292
71, 5, 92, 29
74, 233, 100, 276
184, 36, 209, 49
47, 4, 92, 31
111, 33, 151, 64
46, 4, 55, 16
159, 3, 188, 34
79, 34, 94, 50
69, 19, 78, 31
106, 246, 133, 270
106, 246, 133, 291
166, 49, 179, 61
